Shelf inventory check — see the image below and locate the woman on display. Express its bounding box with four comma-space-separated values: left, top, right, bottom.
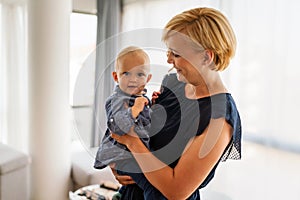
111, 7, 242, 199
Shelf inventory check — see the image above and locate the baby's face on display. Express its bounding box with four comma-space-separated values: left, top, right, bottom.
113, 54, 151, 95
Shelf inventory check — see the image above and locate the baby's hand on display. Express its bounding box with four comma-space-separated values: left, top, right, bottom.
151, 91, 161, 104
131, 96, 148, 118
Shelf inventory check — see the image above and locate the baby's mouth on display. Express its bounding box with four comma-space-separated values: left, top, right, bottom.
128, 85, 145, 95
128, 85, 138, 89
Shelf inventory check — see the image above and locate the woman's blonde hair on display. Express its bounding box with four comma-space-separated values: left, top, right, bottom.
162, 7, 236, 71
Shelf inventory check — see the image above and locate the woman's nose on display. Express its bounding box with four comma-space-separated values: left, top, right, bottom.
166, 51, 174, 64
167, 57, 173, 64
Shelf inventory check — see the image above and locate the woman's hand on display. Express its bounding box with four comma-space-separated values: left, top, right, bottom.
111, 127, 140, 149
109, 163, 135, 185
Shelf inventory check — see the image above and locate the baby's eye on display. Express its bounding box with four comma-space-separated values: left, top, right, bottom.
122, 72, 129, 76
137, 73, 146, 77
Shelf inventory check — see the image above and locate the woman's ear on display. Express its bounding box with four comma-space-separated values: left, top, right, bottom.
203, 50, 216, 69
204, 50, 214, 65
112, 71, 118, 82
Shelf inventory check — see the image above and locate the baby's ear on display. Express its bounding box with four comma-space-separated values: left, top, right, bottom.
112, 71, 118, 82
146, 74, 152, 82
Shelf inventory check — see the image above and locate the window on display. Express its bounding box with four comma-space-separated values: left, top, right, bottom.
69, 12, 97, 145
69, 12, 97, 106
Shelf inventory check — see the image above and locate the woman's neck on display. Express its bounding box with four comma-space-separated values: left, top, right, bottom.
185, 73, 227, 99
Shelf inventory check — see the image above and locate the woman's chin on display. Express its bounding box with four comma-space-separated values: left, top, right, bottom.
176, 73, 187, 83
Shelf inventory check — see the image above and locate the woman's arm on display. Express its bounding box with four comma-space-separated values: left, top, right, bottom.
112, 118, 232, 199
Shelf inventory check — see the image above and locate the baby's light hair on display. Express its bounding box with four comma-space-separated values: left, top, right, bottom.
116, 46, 150, 71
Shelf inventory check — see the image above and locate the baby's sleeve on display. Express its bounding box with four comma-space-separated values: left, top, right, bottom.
106, 96, 136, 135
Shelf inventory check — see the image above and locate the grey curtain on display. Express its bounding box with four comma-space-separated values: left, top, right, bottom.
91, 0, 121, 147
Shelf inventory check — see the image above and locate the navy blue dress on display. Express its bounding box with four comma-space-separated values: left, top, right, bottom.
121, 73, 242, 200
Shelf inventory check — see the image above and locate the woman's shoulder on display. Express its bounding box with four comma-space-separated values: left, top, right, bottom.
218, 93, 242, 161
224, 93, 240, 122
204, 93, 239, 118
197, 93, 242, 161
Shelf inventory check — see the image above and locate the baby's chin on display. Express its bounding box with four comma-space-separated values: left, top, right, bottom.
127, 88, 144, 96
133, 90, 145, 96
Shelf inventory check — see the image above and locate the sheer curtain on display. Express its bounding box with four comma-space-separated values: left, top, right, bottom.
91, 0, 121, 147
219, 0, 300, 151
0, 0, 28, 152
122, 0, 220, 31
122, 0, 300, 152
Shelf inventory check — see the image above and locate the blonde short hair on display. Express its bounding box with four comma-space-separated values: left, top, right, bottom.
162, 7, 236, 71
116, 46, 150, 70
